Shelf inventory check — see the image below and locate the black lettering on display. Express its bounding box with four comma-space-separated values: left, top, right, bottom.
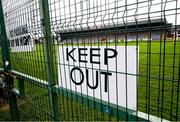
104, 48, 118, 65
101, 71, 112, 92
70, 67, 84, 85
66, 48, 76, 61
90, 48, 100, 64
79, 48, 88, 63
86, 69, 98, 89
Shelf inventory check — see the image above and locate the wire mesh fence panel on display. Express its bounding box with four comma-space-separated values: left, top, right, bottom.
49, 0, 180, 121
2, 0, 46, 80
0, 0, 180, 121
17, 82, 52, 121
1, 0, 53, 121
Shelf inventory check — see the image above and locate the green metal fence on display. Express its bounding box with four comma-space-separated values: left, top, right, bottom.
0, 0, 180, 121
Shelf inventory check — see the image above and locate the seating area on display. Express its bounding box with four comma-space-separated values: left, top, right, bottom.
117, 31, 162, 41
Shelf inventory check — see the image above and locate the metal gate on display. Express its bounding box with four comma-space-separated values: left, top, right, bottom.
0, 0, 180, 121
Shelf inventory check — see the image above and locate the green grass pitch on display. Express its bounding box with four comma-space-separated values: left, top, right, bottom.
0, 41, 180, 120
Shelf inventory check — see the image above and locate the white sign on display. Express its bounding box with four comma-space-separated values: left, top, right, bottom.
11, 45, 35, 52
58, 46, 138, 110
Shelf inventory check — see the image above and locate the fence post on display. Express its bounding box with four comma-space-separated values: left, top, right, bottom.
0, 0, 10, 71
39, 0, 59, 120
5, 74, 20, 120
18, 77, 25, 98
0, 0, 19, 121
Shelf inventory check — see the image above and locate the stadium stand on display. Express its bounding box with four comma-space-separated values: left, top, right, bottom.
59, 18, 172, 42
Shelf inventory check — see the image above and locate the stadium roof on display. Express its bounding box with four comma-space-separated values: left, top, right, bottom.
59, 18, 172, 40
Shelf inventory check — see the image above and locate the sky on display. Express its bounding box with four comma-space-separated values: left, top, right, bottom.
48, 0, 180, 24
2, 0, 180, 33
